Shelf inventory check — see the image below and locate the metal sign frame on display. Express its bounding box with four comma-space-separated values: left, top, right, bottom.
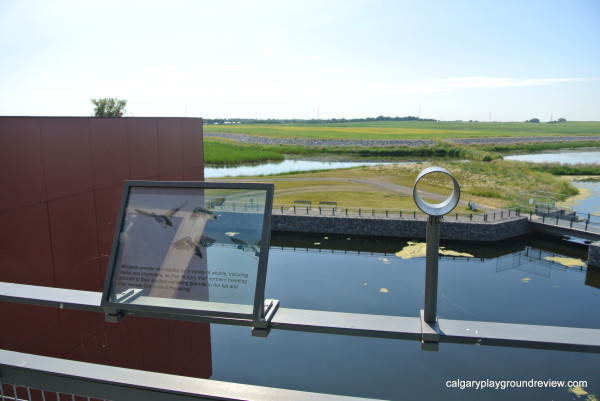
100, 181, 275, 326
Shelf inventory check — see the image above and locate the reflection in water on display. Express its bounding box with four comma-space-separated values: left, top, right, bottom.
544, 256, 586, 268
205, 159, 395, 177
267, 232, 598, 329
587, 266, 600, 289
394, 241, 474, 259
571, 181, 600, 216
503, 150, 600, 164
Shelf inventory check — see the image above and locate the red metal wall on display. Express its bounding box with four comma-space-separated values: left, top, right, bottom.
0, 117, 211, 379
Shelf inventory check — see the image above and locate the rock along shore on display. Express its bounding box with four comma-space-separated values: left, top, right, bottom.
205, 132, 599, 148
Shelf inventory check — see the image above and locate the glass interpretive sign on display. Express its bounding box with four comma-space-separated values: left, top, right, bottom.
101, 181, 274, 321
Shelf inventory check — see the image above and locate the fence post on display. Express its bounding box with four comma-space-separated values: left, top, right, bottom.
359, 208, 361, 216
319, 207, 322, 215
386, 210, 388, 218
346, 208, 348, 216
470, 213, 473, 221
372, 209, 375, 217
281, 205, 283, 213
413, 211, 416, 219
399, 210, 402, 218
307, 206, 309, 215
586, 219, 589, 231
424, 216, 441, 324
294, 205, 296, 214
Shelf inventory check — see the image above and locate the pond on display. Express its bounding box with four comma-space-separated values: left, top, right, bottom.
205, 159, 396, 178
208, 233, 600, 400
571, 181, 600, 215
503, 149, 600, 164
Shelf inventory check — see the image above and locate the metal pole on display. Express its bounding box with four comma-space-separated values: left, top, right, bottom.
424, 215, 441, 323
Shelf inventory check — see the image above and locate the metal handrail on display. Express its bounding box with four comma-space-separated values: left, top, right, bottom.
272, 204, 522, 223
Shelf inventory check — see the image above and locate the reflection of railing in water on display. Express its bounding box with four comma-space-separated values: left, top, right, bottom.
271, 245, 485, 262
496, 246, 587, 279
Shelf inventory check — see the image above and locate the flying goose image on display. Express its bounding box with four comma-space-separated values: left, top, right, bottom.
171, 236, 204, 258
134, 202, 186, 228
190, 206, 218, 220
229, 237, 260, 258
209, 197, 226, 207
190, 198, 225, 220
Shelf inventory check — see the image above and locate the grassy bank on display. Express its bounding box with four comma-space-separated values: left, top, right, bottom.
239, 160, 579, 211
204, 139, 285, 165
530, 163, 600, 175
205, 138, 503, 164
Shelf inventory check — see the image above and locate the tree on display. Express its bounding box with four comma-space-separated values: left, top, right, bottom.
525, 118, 540, 123
558, 118, 567, 122
91, 98, 127, 117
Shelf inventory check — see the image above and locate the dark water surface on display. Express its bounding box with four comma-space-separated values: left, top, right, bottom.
207, 233, 600, 400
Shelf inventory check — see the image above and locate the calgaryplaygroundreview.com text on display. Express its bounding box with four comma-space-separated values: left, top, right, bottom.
446, 379, 589, 390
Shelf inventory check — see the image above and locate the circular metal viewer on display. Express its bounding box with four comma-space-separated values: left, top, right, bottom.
413, 167, 461, 216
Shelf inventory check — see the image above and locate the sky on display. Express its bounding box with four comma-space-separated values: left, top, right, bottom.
0, 0, 599, 122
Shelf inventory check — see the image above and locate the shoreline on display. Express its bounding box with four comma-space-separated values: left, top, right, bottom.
206, 132, 600, 148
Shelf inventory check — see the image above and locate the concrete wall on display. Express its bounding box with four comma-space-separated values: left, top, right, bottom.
271, 213, 532, 242
0, 117, 210, 378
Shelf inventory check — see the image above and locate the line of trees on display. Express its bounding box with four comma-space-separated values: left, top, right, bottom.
204, 116, 437, 125
526, 117, 567, 123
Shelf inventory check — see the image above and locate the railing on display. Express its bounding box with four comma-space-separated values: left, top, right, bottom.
1, 281, 599, 401
525, 209, 600, 237
273, 204, 522, 223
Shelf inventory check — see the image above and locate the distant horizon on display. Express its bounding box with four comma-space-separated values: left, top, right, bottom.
200, 116, 600, 124
3, 115, 600, 124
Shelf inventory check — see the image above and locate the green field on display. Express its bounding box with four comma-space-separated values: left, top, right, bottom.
205, 121, 600, 140
203, 121, 600, 210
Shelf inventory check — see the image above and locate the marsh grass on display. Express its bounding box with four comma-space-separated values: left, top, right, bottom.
204, 139, 284, 165
266, 161, 580, 209
530, 163, 600, 176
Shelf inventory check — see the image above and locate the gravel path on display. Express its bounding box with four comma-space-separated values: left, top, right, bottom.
205, 132, 599, 147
